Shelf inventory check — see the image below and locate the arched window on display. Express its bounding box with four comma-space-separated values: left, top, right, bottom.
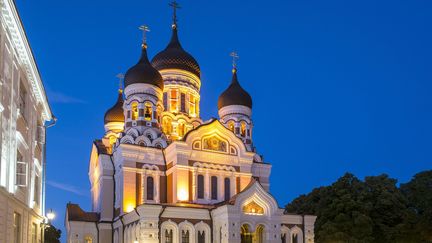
240, 121, 246, 137
228, 121, 235, 132
292, 234, 298, 243
224, 178, 231, 201
281, 234, 287, 243
131, 102, 139, 120
165, 229, 173, 243
146, 176, 154, 200
197, 175, 204, 199
211, 176, 218, 200
170, 89, 179, 112
197, 231, 205, 243
181, 230, 190, 243
162, 117, 173, 134
189, 94, 196, 116
178, 122, 185, 137
144, 102, 152, 121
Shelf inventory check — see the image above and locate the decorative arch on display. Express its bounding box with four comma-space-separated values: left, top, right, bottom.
281, 226, 290, 243
195, 221, 211, 243
143, 128, 157, 140
290, 226, 304, 243
179, 220, 196, 243
183, 119, 252, 157
135, 135, 151, 147
161, 220, 179, 243
235, 181, 279, 217
126, 128, 139, 138
120, 135, 134, 144
152, 137, 168, 148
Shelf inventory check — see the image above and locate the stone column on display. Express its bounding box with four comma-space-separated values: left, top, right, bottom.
230, 173, 236, 198
191, 168, 197, 202
154, 172, 160, 203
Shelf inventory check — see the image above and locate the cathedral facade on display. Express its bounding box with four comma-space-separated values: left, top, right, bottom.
65, 4, 316, 243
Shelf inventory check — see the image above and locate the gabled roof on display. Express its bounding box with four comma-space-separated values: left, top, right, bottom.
66, 203, 99, 222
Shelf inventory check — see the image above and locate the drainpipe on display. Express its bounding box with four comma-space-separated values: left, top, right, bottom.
41, 115, 57, 243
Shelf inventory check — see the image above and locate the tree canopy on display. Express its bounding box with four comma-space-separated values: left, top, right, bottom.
44, 223, 61, 243
285, 170, 432, 243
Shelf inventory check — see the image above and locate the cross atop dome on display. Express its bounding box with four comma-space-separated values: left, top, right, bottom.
169, 1, 181, 29
139, 25, 150, 48
230, 51, 239, 72
116, 73, 124, 93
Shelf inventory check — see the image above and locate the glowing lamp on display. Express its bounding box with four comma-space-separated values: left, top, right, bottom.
46, 209, 55, 221
178, 188, 188, 201
125, 204, 135, 213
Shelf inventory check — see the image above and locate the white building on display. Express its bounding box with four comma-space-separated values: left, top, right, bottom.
0, 0, 54, 242
66, 4, 316, 243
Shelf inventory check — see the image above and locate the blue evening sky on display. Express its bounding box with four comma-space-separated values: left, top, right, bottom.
16, 0, 432, 239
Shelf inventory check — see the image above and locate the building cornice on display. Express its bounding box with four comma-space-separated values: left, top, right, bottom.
1, 0, 52, 120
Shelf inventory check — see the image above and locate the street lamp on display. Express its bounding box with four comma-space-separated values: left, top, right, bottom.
46, 208, 55, 221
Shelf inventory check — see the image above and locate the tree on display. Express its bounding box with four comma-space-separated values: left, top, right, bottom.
44, 223, 61, 243
400, 171, 432, 242
285, 170, 432, 243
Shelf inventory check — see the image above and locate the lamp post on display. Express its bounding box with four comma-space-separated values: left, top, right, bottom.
41, 208, 56, 243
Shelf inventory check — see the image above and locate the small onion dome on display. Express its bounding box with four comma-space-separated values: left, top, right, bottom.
151, 27, 200, 77
218, 69, 252, 110
124, 46, 164, 89
104, 90, 125, 124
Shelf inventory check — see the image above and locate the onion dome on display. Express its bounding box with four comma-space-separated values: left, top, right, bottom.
218, 68, 253, 110
104, 90, 125, 124
124, 45, 164, 89
151, 26, 200, 77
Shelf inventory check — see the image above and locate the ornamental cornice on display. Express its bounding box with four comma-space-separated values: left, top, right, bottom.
1, 0, 52, 120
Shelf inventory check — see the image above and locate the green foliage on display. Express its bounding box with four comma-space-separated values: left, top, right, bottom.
44, 223, 61, 243
285, 170, 432, 243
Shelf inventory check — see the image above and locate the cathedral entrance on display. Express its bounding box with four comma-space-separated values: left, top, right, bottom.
240, 224, 265, 243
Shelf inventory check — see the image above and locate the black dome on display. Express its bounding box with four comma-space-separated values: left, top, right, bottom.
124, 47, 164, 89
151, 27, 200, 77
104, 91, 125, 124
218, 69, 252, 110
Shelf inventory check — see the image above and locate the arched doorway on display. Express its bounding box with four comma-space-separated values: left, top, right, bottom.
240, 224, 265, 243
255, 224, 265, 243
241, 224, 253, 243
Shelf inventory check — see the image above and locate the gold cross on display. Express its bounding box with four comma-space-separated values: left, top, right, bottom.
169, 1, 181, 27
116, 73, 124, 91
230, 51, 239, 69
139, 25, 150, 45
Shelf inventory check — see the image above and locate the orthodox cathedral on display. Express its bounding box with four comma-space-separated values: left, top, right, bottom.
65, 3, 316, 243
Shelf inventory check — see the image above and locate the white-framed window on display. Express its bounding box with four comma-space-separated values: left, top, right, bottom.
15, 150, 27, 187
